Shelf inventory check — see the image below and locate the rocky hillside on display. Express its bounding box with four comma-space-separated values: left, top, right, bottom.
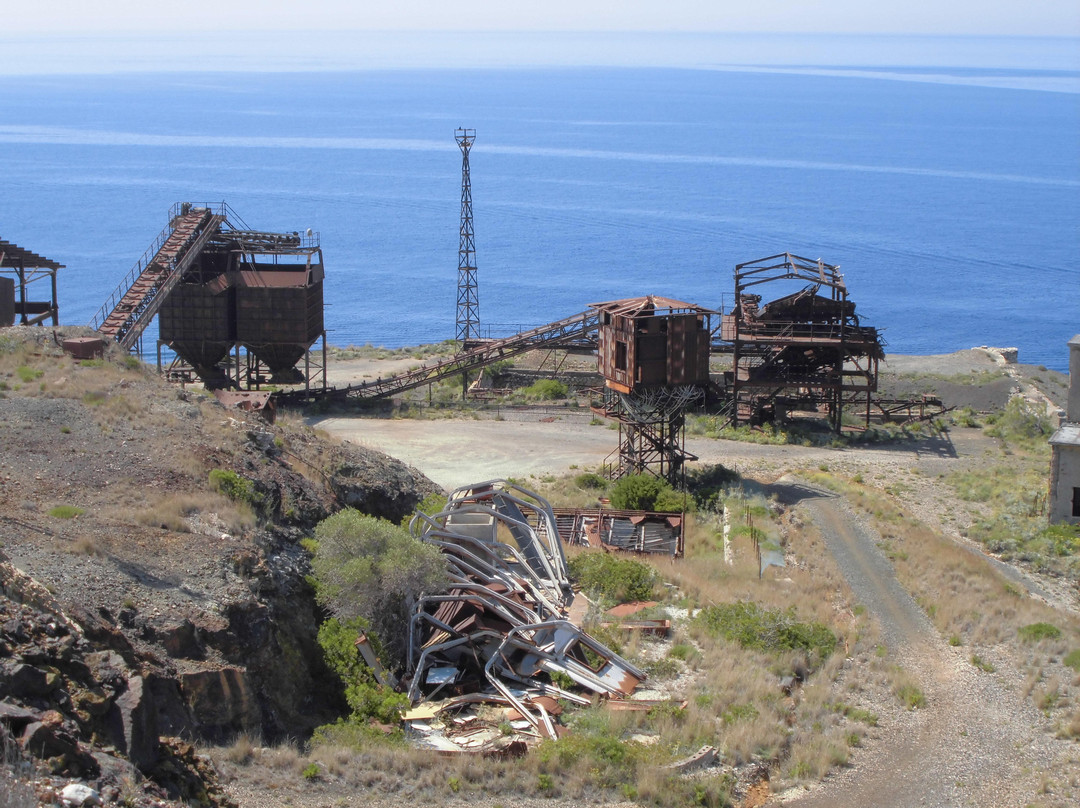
0, 327, 440, 806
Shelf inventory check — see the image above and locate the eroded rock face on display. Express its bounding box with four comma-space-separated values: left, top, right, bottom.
179, 668, 260, 741
327, 444, 441, 523
0, 331, 442, 802
0, 562, 230, 803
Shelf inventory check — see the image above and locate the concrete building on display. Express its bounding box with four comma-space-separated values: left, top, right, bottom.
1049, 335, 1080, 524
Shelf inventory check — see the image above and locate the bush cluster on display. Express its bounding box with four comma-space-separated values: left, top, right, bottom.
208, 468, 263, 510
695, 601, 837, 664
984, 397, 1053, 445
521, 378, 568, 400
307, 509, 448, 668
609, 473, 687, 512
568, 551, 660, 604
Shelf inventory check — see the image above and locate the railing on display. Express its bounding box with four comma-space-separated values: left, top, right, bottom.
279, 310, 600, 405
735, 318, 881, 345
91, 202, 234, 331
90, 215, 183, 331
111, 220, 223, 350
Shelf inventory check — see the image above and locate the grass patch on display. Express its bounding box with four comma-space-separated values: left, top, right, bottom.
48, 505, 84, 519
896, 682, 926, 710
15, 365, 43, 383
519, 379, 568, 400
1018, 622, 1062, 643
1064, 650, 1080, 673
833, 703, 878, 727
694, 601, 837, 665
208, 468, 264, 512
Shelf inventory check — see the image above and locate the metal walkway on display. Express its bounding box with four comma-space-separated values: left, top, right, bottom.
279, 309, 599, 405
92, 205, 224, 351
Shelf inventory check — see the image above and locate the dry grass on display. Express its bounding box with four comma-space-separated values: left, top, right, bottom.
205, 479, 872, 805
128, 491, 256, 535
806, 471, 1080, 728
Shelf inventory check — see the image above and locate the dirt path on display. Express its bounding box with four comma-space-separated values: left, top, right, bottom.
773, 481, 1065, 808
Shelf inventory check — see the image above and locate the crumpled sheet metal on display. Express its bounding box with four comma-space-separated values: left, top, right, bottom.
404, 479, 647, 741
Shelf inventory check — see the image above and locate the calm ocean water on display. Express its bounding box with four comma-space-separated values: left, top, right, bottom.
1, 44, 1077, 369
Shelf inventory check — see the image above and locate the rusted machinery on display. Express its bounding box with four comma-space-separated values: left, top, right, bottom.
590, 296, 714, 483
551, 506, 685, 556
0, 240, 62, 327
92, 203, 324, 389
720, 253, 884, 432
159, 226, 324, 387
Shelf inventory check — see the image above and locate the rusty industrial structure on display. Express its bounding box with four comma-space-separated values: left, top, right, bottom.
0, 240, 62, 327
91, 203, 325, 390
278, 309, 599, 405
553, 506, 685, 556
456, 128, 480, 346
591, 296, 714, 483
720, 253, 885, 433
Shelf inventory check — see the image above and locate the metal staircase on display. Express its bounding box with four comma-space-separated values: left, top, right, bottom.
92, 204, 224, 351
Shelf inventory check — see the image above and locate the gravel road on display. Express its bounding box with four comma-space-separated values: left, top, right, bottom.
773, 480, 1071, 808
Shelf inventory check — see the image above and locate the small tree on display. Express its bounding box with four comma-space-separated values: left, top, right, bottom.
308, 509, 448, 669
317, 617, 408, 723
609, 473, 668, 511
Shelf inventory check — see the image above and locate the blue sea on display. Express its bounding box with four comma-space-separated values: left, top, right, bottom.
0, 33, 1077, 370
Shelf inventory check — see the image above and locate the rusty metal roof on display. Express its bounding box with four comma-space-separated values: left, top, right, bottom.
234, 269, 312, 288
588, 295, 714, 318
0, 240, 64, 270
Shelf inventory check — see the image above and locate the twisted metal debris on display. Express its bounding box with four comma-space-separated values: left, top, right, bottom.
403, 479, 646, 744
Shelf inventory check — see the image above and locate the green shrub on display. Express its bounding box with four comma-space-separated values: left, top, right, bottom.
302, 763, 320, 780
1064, 650, 1080, 672
574, 472, 607, 491
653, 487, 690, 513
310, 718, 406, 750
309, 510, 449, 667
695, 601, 837, 663
317, 617, 409, 723
1018, 622, 1062, 642
16, 366, 43, 383
537, 721, 646, 789
833, 703, 878, 726
1036, 524, 1080, 556
208, 469, 263, 510
896, 683, 926, 710
522, 379, 568, 400
609, 473, 668, 510
48, 505, 84, 519
985, 397, 1053, 444
721, 703, 759, 724
684, 464, 740, 510
402, 491, 447, 525
568, 552, 659, 603
970, 654, 996, 673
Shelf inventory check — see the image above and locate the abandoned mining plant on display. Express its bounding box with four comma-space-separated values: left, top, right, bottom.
4, 130, 947, 490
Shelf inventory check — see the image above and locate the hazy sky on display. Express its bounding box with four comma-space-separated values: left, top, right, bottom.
7, 0, 1080, 36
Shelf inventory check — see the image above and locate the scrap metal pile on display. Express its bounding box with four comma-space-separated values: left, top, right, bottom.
552, 506, 685, 556
401, 479, 647, 750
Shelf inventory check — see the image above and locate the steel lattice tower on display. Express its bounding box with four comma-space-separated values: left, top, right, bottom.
455, 128, 479, 344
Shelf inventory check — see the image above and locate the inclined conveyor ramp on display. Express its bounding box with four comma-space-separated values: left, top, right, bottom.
277, 308, 599, 406
92, 206, 224, 351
